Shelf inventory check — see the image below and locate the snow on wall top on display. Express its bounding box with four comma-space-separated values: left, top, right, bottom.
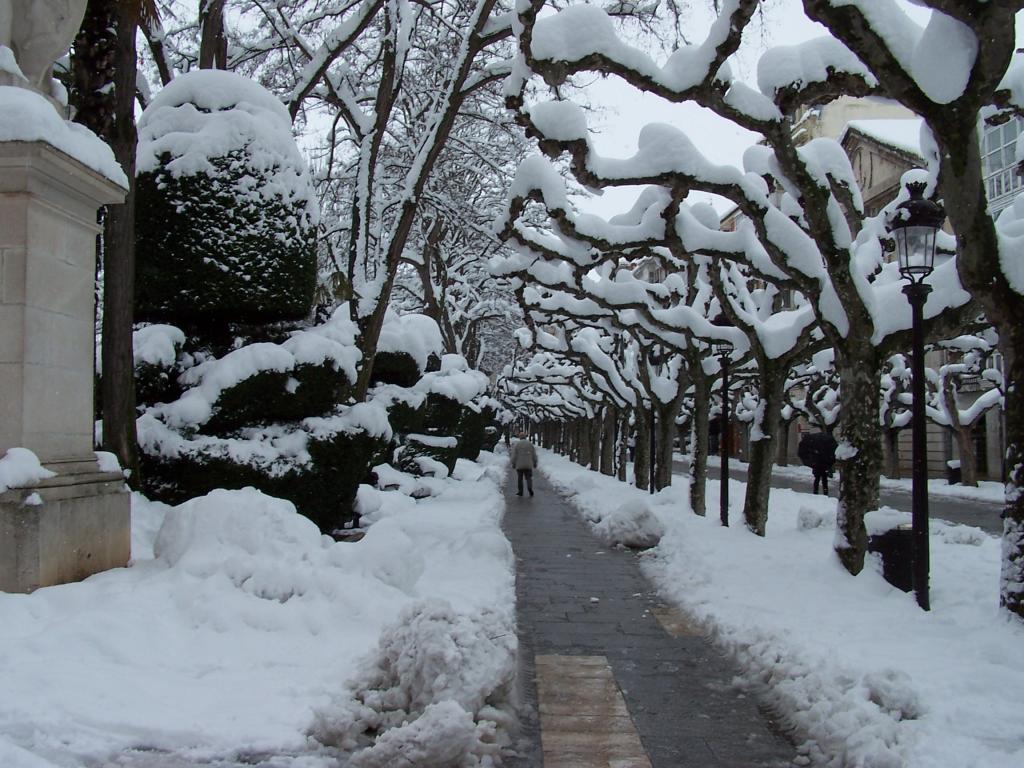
136, 69, 316, 221
841, 119, 924, 159
0, 447, 56, 493
0, 85, 128, 187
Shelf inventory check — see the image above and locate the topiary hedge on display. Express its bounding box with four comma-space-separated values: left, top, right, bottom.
139, 428, 391, 533
134, 70, 318, 329
135, 149, 316, 327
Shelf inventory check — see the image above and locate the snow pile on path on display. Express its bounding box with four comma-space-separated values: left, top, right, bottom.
540, 450, 1024, 768
313, 599, 515, 767
544, 468, 664, 548
0, 452, 515, 768
0, 447, 55, 493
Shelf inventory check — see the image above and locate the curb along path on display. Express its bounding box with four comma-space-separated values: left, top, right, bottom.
502, 469, 795, 768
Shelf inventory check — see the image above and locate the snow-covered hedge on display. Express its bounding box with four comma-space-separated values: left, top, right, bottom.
134, 70, 317, 327
134, 309, 501, 530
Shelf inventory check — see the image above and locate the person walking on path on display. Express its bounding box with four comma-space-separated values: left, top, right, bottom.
798, 430, 838, 495
510, 432, 538, 496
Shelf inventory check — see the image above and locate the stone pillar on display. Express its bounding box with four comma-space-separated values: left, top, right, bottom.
0, 141, 130, 593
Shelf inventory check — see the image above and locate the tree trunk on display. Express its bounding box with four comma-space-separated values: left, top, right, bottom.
590, 415, 603, 472
943, 377, 979, 487
199, 0, 227, 69
689, 381, 710, 517
600, 406, 616, 475
655, 407, 674, 490
634, 411, 650, 491
953, 424, 979, 487
776, 421, 790, 466
742, 367, 787, 536
71, 0, 141, 487
616, 411, 628, 481
999, 327, 1024, 618
834, 344, 883, 575
883, 428, 902, 479
577, 419, 592, 467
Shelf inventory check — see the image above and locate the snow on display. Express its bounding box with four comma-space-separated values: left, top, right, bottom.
910, 9, 977, 105
376, 311, 445, 373
841, 118, 924, 158
0, 452, 515, 767
757, 36, 876, 99
590, 497, 665, 549
995, 193, 1024, 295
415, 355, 490, 406
0, 86, 128, 187
539, 449, 1024, 768
132, 324, 186, 368
94, 451, 122, 475
0, 448, 55, 494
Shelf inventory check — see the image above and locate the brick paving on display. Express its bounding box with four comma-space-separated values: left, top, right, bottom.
502, 469, 796, 768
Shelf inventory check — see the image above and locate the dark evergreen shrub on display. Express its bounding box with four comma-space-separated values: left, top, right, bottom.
139, 428, 392, 533
394, 435, 459, 476
202, 363, 353, 434
456, 406, 496, 461
135, 149, 316, 327
384, 398, 427, 435
135, 361, 186, 408
370, 351, 422, 388
423, 393, 463, 432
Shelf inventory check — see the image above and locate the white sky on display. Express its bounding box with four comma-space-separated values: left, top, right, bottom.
572, 0, 1023, 217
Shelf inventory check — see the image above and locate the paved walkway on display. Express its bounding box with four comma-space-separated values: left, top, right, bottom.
502, 470, 795, 768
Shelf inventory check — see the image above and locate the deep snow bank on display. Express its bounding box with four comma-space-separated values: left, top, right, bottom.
0, 453, 515, 768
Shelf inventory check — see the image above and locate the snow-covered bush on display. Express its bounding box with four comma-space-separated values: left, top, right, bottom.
370, 310, 446, 387
134, 307, 390, 532
134, 70, 317, 327
134, 308, 499, 527
312, 598, 516, 766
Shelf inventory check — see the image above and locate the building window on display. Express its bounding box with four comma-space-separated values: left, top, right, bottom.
984, 117, 1023, 213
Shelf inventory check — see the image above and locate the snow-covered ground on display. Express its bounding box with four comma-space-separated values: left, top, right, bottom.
0, 454, 515, 768
542, 449, 1023, 768
692, 453, 1006, 505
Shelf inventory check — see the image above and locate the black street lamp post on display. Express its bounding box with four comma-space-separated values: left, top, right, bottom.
719, 349, 730, 526
890, 180, 945, 612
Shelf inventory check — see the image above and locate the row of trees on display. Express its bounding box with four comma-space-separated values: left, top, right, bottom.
494, 0, 1024, 619
69, 0, 525, 482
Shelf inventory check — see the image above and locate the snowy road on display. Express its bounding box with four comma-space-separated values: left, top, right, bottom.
673, 458, 1004, 534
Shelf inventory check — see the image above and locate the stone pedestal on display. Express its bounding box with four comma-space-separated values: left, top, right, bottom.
0, 141, 130, 593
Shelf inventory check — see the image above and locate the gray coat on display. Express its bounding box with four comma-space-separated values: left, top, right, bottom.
510, 439, 537, 470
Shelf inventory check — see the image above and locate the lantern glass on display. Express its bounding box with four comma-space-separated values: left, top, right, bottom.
894, 224, 937, 281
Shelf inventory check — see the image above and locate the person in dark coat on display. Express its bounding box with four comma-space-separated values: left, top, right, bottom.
798, 430, 838, 495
